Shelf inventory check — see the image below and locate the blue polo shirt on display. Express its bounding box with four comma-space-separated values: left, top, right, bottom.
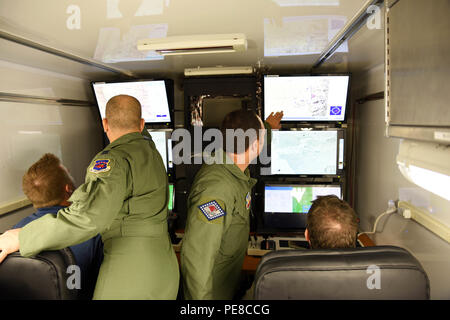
13, 206, 104, 299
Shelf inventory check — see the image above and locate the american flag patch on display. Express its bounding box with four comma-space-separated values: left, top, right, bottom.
198, 200, 226, 221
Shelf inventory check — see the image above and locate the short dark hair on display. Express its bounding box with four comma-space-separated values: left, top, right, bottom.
220, 109, 263, 154
105, 95, 142, 131
22, 153, 75, 208
307, 195, 358, 249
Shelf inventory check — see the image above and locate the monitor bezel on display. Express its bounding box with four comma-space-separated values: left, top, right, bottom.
262, 128, 345, 177
262, 73, 351, 124
90, 78, 175, 128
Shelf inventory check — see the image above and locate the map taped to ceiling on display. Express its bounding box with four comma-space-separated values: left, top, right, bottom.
94, 24, 167, 63
264, 15, 348, 56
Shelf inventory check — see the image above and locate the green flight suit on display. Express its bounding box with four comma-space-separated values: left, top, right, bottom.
19, 131, 179, 300
180, 149, 257, 300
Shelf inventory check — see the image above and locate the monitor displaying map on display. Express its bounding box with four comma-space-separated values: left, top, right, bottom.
92, 80, 171, 123
264, 75, 349, 121
264, 184, 342, 214
271, 130, 338, 175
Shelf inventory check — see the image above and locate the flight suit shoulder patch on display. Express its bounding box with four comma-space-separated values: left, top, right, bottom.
89, 159, 112, 174
246, 192, 251, 210
198, 200, 226, 221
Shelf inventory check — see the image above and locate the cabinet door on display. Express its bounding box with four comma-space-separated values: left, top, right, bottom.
386, 0, 450, 143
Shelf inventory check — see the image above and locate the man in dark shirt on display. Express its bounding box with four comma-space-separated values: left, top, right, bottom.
12, 153, 103, 299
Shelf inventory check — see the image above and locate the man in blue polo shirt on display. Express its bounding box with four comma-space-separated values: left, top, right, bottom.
13, 153, 103, 299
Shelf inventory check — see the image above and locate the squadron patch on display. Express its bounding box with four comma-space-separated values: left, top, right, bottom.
198, 200, 226, 221
90, 159, 111, 173
246, 192, 251, 210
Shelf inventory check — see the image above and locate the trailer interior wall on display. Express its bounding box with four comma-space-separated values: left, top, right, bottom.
0, 60, 103, 232
352, 65, 450, 299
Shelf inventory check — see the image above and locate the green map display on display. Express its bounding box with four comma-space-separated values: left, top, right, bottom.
168, 184, 174, 211
291, 187, 313, 213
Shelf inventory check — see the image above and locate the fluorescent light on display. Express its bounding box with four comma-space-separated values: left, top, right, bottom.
396, 140, 450, 201
398, 162, 450, 201
184, 66, 253, 76
137, 34, 247, 56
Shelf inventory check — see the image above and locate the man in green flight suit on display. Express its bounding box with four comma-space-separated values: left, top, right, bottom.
0, 95, 179, 300
181, 109, 282, 300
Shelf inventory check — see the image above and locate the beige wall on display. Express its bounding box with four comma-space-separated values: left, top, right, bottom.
0, 60, 103, 231
352, 65, 450, 299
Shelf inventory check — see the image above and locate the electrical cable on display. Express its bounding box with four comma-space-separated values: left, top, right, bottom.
358, 206, 397, 237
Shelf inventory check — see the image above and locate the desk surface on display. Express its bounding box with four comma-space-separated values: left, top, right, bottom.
174, 231, 376, 273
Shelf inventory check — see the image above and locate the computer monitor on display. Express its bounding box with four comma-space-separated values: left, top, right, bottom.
264, 75, 349, 122
265, 184, 342, 214
168, 184, 174, 212
148, 129, 174, 181
92, 79, 173, 125
268, 129, 343, 175
263, 183, 342, 230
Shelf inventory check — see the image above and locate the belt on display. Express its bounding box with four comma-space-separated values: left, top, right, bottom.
102, 219, 168, 241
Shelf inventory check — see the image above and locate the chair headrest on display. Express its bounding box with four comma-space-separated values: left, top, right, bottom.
254, 246, 430, 300
0, 249, 80, 300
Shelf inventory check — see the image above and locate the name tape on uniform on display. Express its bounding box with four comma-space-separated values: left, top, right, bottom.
198, 200, 226, 221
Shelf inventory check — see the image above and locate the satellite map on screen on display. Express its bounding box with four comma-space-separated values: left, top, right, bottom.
264, 76, 349, 121
265, 185, 342, 213
271, 130, 338, 175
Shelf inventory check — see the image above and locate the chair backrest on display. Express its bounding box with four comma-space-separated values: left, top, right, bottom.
253, 246, 430, 300
0, 249, 80, 300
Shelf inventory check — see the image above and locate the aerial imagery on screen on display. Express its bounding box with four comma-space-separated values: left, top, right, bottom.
265, 185, 342, 213
93, 80, 171, 123
271, 130, 338, 175
264, 75, 349, 121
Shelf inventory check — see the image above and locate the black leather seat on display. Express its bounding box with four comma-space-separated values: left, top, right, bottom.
253, 246, 430, 300
0, 249, 80, 300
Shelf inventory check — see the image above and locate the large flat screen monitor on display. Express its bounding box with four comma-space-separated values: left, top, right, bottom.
264, 75, 349, 122
264, 183, 342, 230
92, 80, 172, 124
265, 184, 342, 214
269, 130, 342, 175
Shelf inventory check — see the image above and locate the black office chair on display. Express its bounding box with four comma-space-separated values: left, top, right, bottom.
0, 249, 81, 300
253, 246, 430, 300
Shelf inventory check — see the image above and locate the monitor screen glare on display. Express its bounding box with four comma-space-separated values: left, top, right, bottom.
148, 131, 168, 171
